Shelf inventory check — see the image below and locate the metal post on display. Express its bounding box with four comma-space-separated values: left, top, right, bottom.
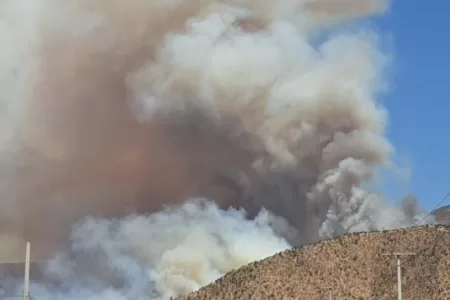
23, 242, 30, 300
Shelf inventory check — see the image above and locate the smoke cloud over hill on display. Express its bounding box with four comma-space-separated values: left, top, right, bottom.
0, 0, 434, 298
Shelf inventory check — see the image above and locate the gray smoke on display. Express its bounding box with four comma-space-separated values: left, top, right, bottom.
0, 0, 434, 299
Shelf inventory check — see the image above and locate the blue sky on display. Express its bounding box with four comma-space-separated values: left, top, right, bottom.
370, 1, 450, 210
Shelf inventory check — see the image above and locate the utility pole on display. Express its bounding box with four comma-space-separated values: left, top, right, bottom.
23, 241, 30, 300
322, 286, 333, 300
381, 252, 416, 300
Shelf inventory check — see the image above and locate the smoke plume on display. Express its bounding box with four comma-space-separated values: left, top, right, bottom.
0, 0, 434, 298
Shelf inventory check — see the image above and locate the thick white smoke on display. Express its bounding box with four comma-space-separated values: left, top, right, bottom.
0, 0, 435, 299
23, 200, 287, 300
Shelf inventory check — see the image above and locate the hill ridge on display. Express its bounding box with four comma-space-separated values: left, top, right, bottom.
180, 225, 450, 300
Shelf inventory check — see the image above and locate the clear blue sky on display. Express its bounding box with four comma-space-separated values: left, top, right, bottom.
371, 1, 450, 210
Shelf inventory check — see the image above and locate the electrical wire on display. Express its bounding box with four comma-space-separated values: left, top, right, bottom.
416, 191, 450, 226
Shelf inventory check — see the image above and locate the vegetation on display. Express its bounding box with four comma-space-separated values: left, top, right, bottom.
179, 225, 450, 300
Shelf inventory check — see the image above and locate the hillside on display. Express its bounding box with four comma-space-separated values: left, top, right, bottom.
434, 205, 450, 225
180, 225, 450, 300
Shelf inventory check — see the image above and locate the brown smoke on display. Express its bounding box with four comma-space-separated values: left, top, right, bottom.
3, 0, 258, 256
0, 0, 428, 263
304, 0, 388, 18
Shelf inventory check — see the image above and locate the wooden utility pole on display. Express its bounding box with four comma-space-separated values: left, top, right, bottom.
23, 241, 30, 300
381, 252, 416, 300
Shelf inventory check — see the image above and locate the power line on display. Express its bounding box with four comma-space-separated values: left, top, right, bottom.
0, 295, 40, 300
0, 295, 40, 299
416, 191, 450, 226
